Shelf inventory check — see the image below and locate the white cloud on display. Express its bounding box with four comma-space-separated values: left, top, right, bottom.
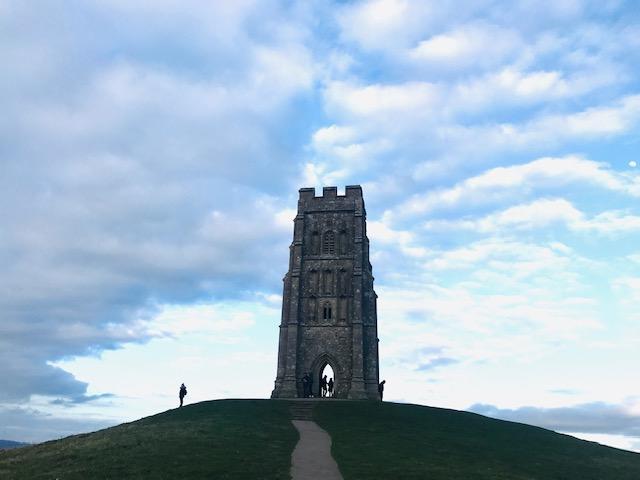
336, 0, 432, 51
305, 124, 393, 184
471, 68, 565, 97
379, 280, 600, 353
311, 125, 391, 164
422, 238, 573, 275
146, 302, 257, 337
324, 80, 440, 118
613, 276, 640, 299
250, 44, 314, 99
573, 211, 640, 233
312, 125, 357, 145
393, 155, 638, 220
410, 23, 520, 69
435, 94, 640, 154
423, 198, 640, 235
368, 220, 430, 258
449, 66, 618, 113
424, 198, 583, 232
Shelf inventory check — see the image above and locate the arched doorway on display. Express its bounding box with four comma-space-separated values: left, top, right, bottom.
311, 354, 340, 398
319, 363, 335, 397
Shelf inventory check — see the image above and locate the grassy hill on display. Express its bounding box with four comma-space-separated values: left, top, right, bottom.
315, 401, 640, 479
1, 399, 639, 479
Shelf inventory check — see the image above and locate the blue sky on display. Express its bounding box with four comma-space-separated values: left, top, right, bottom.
1, 0, 640, 451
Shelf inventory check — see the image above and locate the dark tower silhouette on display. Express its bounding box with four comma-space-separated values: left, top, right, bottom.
271, 186, 380, 399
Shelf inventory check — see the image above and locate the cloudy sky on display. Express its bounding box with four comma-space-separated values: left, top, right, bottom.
2, 0, 640, 451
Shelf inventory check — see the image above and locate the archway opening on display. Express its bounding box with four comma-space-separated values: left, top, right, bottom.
319, 363, 335, 398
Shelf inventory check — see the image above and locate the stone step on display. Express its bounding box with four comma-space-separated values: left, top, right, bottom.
289, 401, 316, 420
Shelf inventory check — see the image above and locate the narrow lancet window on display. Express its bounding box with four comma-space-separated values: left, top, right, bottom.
323, 231, 335, 254
323, 303, 332, 320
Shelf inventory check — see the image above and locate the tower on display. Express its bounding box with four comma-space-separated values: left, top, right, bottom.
271, 186, 379, 400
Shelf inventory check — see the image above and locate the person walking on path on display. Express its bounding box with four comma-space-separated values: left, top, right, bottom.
378, 380, 385, 401
327, 378, 334, 397
309, 373, 314, 398
179, 383, 187, 407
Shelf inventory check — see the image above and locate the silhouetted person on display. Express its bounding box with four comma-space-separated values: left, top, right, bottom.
302, 373, 310, 398
328, 378, 334, 397
378, 380, 385, 401
321, 374, 328, 397
308, 373, 314, 397
179, 383, 187, 407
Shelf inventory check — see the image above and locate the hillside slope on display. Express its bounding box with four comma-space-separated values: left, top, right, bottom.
315, 401, 640, 480
1, 399, 639, 479
0, 400, 297, 480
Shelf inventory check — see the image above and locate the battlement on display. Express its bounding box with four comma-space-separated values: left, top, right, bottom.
298, 185, 363, 200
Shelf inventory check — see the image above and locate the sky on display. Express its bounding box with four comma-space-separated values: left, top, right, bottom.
1, 0, 640, 452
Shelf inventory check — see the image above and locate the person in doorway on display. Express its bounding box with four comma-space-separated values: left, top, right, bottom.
302, 373, 310, 398
327, 378, 334, 397
378, 380, 386, 401
179, 383, 187, 407
308, 373, 314, 397
321, 374, 328, 397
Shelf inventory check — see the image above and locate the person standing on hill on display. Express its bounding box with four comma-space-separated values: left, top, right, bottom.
378, 380, 385, 401
302, 373, 310, 398
327, 378, 334, 397
321, 374, 328, 397
179, 383, 187, 407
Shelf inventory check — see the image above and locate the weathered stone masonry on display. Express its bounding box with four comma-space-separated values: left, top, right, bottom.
271, 186, 380, 400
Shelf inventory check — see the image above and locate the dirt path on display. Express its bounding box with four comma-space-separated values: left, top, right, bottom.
290, 420, 343, 480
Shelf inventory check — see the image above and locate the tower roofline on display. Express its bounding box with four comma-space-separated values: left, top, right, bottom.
298, 185, 363, 200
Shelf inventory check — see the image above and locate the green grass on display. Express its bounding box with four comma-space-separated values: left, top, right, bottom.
314, 401, 640, 480
0, 399, 297, 480
3, 399, 640, 479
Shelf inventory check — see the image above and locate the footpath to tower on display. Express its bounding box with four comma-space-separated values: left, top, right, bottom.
288, 399, 343, 480
290, 420, 343, 480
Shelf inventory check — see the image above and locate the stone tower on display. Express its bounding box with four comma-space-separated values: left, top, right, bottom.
271, 186, 379, 400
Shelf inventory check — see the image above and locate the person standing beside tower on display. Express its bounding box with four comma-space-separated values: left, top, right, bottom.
302, 373, 310, 398
378, 380, 385, 401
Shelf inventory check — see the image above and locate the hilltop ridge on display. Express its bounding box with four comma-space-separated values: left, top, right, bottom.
1, 399, 638, 479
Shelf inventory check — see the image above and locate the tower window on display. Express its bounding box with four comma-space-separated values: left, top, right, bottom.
323, 303, 332, 320
323, 231, 335, 254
